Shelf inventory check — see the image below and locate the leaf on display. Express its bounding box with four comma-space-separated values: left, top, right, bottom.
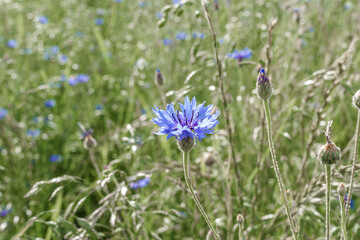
157, 18, 167, 28
77, 217, 96, 236
58, 219, 77, 233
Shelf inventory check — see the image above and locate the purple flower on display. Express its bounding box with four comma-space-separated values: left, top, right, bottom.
176, 31, 187, 40
115, 0, 123, 2
26, 129, 40, 138
96, 104, 103, 110
227, 48, 252, 61
129, 177, 150, 189
7, 39, 17, 48
49, 154, 62, 163
38, 16, 48, 24
44, 99, 56, 108
152, 96, 220, 141
0, 207, 12, 217
95, 18, 104, 26
68, 76, 78, 85
163, 38, 173, 45
77, 74, 89, 83
0, 108, 8, 119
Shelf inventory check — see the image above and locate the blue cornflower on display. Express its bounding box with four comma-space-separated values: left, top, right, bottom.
218, 38, 225, 45
129, 177, 150, 189
115, 0, 123, 2
96, 8, 106, 15
199, 33, 205, 39
176, 31, 187, 40
156, 12, 163, 18
77, 74, 89, 83
95, 104, 103, 110
60, 75, 67, 82
49, 154, 62, 163
7, 39, 17, 48
44, 99, 56, 108
38, 16, 48, 24
95, 18, 104, 25
227, 48, 252, 61
344, 195, 355, 209
163, 38, 173, 45
0, 207, 12, 217
50, 46, 60, 55
139, 1, 146, 8
26, 129, 40, 138
68, 76, 78, 85
173, 0, 184, 5
59, 54, 68, 64
0, 108, 8, 119
152, 96, 220, 141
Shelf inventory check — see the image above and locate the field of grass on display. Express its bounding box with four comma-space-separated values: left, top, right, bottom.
0, 0, 360, 239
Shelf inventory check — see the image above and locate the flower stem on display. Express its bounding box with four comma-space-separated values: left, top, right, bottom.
263, 99, 298, 240
325, 165, 331, 240
182, 151, 221, 240
346, 109, 360, 222
238, 223, 243, 240
339, 194, 348, 240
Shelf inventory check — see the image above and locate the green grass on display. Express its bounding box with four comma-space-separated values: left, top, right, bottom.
0, 0, 359, 239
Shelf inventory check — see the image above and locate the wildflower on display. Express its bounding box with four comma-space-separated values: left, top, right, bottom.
26, 129, 40, 138
173, 0, 184, 5
68, 76, 78, 85
95, 104, 103, 110
237, 214, 244, 224
0, 108, 8, 119
176, 31, 187, 40
154, 68, 164, 86
38, 16, 48, 24
156, 12, 163, 19
228, 48, 252, 61
163, 38, 173, 46
256, 68, 273, 100
96, 8, 106, 15
199, 33, 205, 39
44, 99, 56, 108
337, 183, 346, 196
95, 18, 104, 26
344, 195, 355, 209
129, 177, 150, 189
344, 2, 352, 10
49, 154, 62, 163
7, 39, 17, 48
218, 38, 225, 45
58, 54, 68, 64
77, 74, 90, 83
317, 121, 341, 165
115, 0, 123, 2
152, 96, 220, 142
82, 130, 97, 149
139, 2, 146, 8
0, 207, 12, 217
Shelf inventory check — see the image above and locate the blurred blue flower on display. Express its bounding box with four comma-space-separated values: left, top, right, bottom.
173, 0, 184, 5
59, 54, 68, 64
50, 46, 60, 55
139, 1, 146, 8
344, 2, 352, 10
44, 99, 56, 108
96, 104, 103, 110
152, 96, 220, 141
218, 38, 224, 45
344, 195, 355, 209
176, 31, 187, 40
26, 129, 40, 138
115, 0, 123, 2
129, 177, 150, 189
23, 48, 32, 54
77, 74, 89, 83
0, 108, 8, 119
163, 38, 173, 45
309, 26, 315, 33
156, 12, 163, 18
68, 76, 78, 85
227, 48, 252, 61
75, 31, 83, 37
96, 8, 106, 15
199, 33, 205, 39
0, 207, 12, 217
7, 39, 17, 48
38, 16, 48, 24
95, 18, 104, 25
49, 154, 62, 163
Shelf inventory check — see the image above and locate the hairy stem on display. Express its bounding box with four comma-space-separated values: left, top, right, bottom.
325, 165, 331, 240
346, 110, 360, 222
183, 151, 221, 240
238, 223, 243, 240
339, 195, 348, 240
263, 100, 298, 240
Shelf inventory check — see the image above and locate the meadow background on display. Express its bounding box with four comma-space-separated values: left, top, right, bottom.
0, 0, 360, 239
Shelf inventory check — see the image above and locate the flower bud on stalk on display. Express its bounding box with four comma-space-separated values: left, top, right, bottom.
337, 183, 346, 197
256, 68, 273, 100
154, 68, 164, 86
352, 89, 360, 109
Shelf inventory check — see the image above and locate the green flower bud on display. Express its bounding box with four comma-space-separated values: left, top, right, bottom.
177, 137, 195, 152
337, 183, 346, 196
317, 140, 341, 165
256, 68, 273, 100
352, 89, 360, 109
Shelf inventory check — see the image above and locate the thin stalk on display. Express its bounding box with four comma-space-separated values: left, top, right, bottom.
263, 100, 298, 240
182, 151, 221, 240
238, 223, 243, 240
346, 110, 360, 222
325, 165, 331, 240
339, 195, 348, 240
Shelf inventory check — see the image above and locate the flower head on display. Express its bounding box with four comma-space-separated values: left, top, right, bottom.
95, 18, 104, 26
152, 96, 220, 142
38, 16, 48, 24
256, 68, 273, 100
0, 108, 8, 119
0, 207, 12, 217
129, 177, 150, 189
26, 129, 40, 138
49, 154, 62, 163
44, 99, 56, 108
7, 39, 17, 48
176, 31, 187, 40
227, 48, 252, 61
